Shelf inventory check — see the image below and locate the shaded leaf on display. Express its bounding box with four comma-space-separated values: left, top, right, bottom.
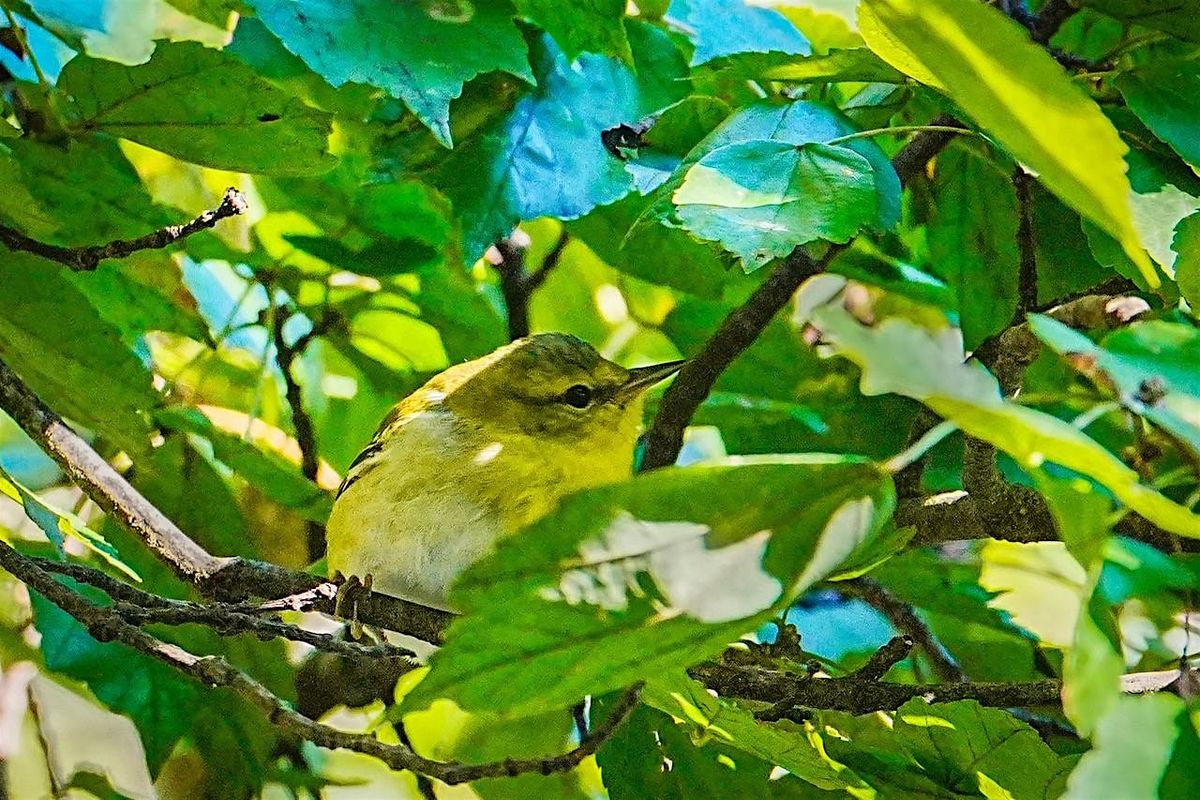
927, 144, 1021, 348
0, 252, 159, 451
513, 0, 629, 62
761, 48, 905, 83
665, 0, 810, 66
250, 0, 533, 147
60, 41, 335, 175
284, 235, 439, 277
1118, 59, 1200, 170
435, 23, 689, 261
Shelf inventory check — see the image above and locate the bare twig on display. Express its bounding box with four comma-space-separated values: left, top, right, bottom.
640, 117, 966, 470
0, 188, 247, 271
840, 579, 966, 682
0, 539, 642, 784
853, 635, 914, 682
493, 237, 532, 341
527, 229, 570, 293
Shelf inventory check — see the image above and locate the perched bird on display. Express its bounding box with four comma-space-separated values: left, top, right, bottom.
326, 333, 683, 611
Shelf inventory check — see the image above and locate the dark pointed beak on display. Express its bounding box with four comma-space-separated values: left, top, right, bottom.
619, 360, 686, 397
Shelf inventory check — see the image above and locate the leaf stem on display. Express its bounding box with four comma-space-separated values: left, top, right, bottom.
883, 420, 957, 474
824, 125, 980, 147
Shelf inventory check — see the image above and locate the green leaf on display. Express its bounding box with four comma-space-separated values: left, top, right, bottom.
0, 466, 140, 580
2, 137, 173, 246
666, 0, 810, 66
0, 252, 159, 451
861, 0, 1155, 286
1064, 694, 1195, 800
59, 41, 334, 176
249, 0, 534, 147
31, 583, 200, 771
405, 457, 894, 716
154, 406, 332, 523
1030, 316, 1200, 461
1118, 60, 1200, 170
890, 699, 1072, 799
635, 100, 901, 262
513, 0, 630, 62
811, 305, 1200, 538
761, 48, 905, 83
283, 235, 439, 277
642, 672, 867, 792
435, 23, 689, 261
815, 699, 1074, 799
1175, 212, 1200, 309
65, 254, 209, 344
1078, 0, 1200, 44
672, 140, 878, 271
927, 144, 1021, 348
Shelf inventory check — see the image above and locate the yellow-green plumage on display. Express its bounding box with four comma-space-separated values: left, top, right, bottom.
326, 333, 681, 610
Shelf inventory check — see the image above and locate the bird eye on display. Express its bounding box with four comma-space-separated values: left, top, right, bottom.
562, 384, 593, 409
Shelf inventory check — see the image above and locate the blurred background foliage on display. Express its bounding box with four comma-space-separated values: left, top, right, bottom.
0, 0, 1199, 798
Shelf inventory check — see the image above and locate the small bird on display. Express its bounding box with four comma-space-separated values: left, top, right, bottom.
326, 333, 684, 611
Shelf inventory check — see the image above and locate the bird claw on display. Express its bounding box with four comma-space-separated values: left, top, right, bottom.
333, 572, 374, 641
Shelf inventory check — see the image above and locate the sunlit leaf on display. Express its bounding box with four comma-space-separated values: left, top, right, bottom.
861, 0, 1155, 285
405, 457, 894, 716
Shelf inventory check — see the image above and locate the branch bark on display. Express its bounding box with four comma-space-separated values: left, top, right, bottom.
0, 188, 247, 271
0, 538, 639, 784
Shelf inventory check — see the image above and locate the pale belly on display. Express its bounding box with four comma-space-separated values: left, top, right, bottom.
326, 472, 504, 611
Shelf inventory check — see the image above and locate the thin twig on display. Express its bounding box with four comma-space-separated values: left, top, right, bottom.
640, 117, 966, 470
527, 230, 570, 292
0, 539, 642, 784
853, 635, 914, 682
840, 578, 966, 683
0, 188, 248, 271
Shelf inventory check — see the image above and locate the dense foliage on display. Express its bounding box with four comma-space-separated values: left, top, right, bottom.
1, 0, 1200, 797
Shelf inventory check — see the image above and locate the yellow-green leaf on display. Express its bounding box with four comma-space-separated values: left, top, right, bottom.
860, 0, 1155, 286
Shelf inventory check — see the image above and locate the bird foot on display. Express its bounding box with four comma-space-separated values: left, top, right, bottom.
333, 572, 374, 641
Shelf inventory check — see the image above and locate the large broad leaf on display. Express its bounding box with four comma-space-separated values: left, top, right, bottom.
59, 42, 335, 176
1118, 60, 1200, 171
1, 137, 173, 246
154, 406, 332, 523
635, 99, 900, 271
811, 304, 1200, 538
0, 466, 139, 580
812, 699, 1074, 799
860, 0, 1155, 286
513, 0, 629, 62
926, 144, 1020, 348
0, 252, 159, 451
672, 140, 878, 271
404, 456, 895, 716
30, 583, 201, 771
642, 672, 867, 792
1065, 694, 1200, 799
249, 0, 533, 147
665, 0, 810, 66
1030, 317, 1200, 461
435, 23, 689, 262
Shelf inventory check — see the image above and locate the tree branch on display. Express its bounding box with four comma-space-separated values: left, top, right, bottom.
0, 354, 454, 643
0, 538, 641, 785
691, 661, 1062, 714
840, 578, 966, 682
640, 117, 966, 470
0, 188, 247, 271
